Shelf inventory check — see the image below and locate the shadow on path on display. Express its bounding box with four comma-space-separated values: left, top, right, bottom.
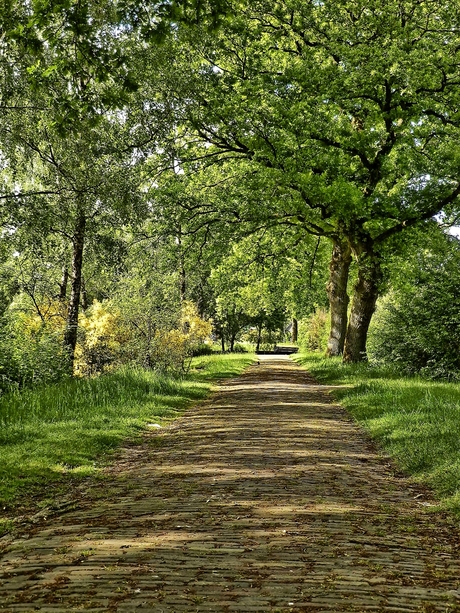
1, 356, 460, 612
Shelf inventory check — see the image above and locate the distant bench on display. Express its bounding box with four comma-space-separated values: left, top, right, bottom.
256, 346, 299, 355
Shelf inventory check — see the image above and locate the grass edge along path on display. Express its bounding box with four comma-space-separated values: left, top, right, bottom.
0, 353, 254, 534
294, 351, 460, 517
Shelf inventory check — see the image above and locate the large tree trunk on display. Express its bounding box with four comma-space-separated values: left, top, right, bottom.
343, 249, 381, 363
326, 238, 352, 356
291, 318, 298, 343
63, 209, 86, 373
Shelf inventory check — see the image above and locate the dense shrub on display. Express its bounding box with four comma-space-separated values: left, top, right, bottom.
74, 300, 125, 376
116, 297, 213, 373
0, 290, 213, 386
369, 235, 460, 380
191, 343, 215, 357
231, 343, 248, 353
0, 298, 69, 392
298, 308, 329, 352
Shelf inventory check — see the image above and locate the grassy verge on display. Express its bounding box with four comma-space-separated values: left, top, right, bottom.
0, 353, 254, 521
294, 352, 460, 516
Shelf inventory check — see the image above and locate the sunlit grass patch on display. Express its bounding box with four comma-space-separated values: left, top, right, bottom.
189, 352, 255, 381
294, 352, 460, 516
0, 353, 254, 508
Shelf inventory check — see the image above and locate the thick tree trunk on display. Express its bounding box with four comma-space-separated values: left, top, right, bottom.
63, 210, 86, 373
326, 238, 352, 356
343, 250, 381, 363
291, 318, 298, 343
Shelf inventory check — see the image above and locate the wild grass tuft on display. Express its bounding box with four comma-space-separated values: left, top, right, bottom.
294, 352, 460, 516
0, 353, 254, 507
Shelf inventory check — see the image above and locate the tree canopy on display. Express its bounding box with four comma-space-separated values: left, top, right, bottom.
0, 0, 459, 383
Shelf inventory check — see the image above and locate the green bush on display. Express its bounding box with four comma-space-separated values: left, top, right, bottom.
256, 342, 275, 352
298, 308, 329, 352
369, 235, 460, 380
191, 343, 215, 356
0, 316, 69, 393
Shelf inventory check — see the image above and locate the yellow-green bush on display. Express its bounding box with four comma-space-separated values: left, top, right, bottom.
298, 308, 329, 352
148, 302, 213, 372
0, 295, 69, 390
74, 300, 127, 376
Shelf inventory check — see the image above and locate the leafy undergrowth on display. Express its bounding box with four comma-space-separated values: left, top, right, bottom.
0, 353, 254, 517
294, 352, 460, 516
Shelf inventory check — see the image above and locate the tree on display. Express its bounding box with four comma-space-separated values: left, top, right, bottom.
1, 100, 144, 371
210, 228, 328, 351
152, 0, 460, 361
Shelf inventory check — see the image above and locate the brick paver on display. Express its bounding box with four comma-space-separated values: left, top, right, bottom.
1, 356, 460, 612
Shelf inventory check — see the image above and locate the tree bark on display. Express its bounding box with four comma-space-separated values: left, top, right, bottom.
291, 318, 298, 343
343, 248, 381, 363
58, 266, 68, 302
63, 209, 86, 373
81, 277, 89, 310
179, 267, 186, 303
256, 320, 263, 352
326, 238, 352, 356
177, 227, 186, 302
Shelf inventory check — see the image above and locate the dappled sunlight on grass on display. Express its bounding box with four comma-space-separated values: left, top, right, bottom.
0, 354, 254, 506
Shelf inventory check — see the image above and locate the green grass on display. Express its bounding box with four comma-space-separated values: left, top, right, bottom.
294, 351, 460, 515
0, 353, 254, 509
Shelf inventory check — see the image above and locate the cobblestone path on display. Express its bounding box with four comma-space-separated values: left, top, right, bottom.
1, 356, 460, 612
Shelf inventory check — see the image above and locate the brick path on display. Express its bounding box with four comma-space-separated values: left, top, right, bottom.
1, 356, 460, 612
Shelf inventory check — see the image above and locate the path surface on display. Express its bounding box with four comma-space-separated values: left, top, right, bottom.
1, 356, 460, 612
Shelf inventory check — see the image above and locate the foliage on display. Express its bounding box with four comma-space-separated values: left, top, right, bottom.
210, 229, 328, 350
175, 1, 460, 236
86, 272, 213, 373
294, 352, 460, 517
0, 295, 69, 392
74, 300, 125, 377
241, 325, 284, 349
191, 343, 215, 357
156, 1, 460, 360
231, 343, 248, 354
369, 231, 460, 380
298, 309, 329, 352
1, 0, 459, 387
149, 301, 213, 373
112, 240, 212, 371
0, 294, 123, 387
